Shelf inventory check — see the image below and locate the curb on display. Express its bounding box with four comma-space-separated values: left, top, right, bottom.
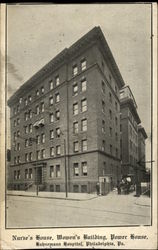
7, 193, 98, 202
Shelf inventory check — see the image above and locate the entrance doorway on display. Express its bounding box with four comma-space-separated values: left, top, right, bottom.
36, 167, 42, 184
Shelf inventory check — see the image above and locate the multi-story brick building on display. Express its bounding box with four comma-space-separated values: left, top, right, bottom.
120, 86, 141, 179
138, 125, 147, 181
8, 26, 125, 193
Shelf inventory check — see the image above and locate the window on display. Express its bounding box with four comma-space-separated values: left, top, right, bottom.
73, 185, 79, 193
115, 132, 118, 141
28, 110, 32, 119
17, 170, 20, 179
17, 143, 20, 151
49, 80, 54, 90
82, 139, 87, 151
73, 65, 78, 76
19, 97, 22, 104
74, 163, 79, 176
29, 152, 32, 162
41, 133, 45, 143
25, 112, 28, 121
14, 157, 17, 165
17, 118, 20, 125
25, 169, 28, 179
56, 185, 60, 192
81, 119, 87, 132
25, 139, 29, 147
29, 124, 33, 133
14, 170, 17, 180
50, 166, 54, 178
25, 153, 29, 162
102, 100, 105, 113
55, 93, 60, 103
73, 103, 78, 115
17, 105, 20, 112
115, 85, 118, 94
14, 132, 16, 141
110, 145, 112, 155
103, 162, 106, 176
56, 165, 61, 177
41, 86, 44, 94
50, 147, 55, 157
82, 162, 87, 176
56, 145, 61, 155
41, 149, 45, 159
49, 96, 53, 105
102, 120, 105, 133
50, 130, 54, 139
36, 90, 39, 96
73, 83, 78, 96
17, 130, 20, 137
115, 101, 118, 111
14, 120, 16, 127
109, 92, 112, 103
36, 105, 40, 115
25, 98, 28, 106
13, 107, 17, 115
56, 110, 60, 120
36, 135, 40, 144
73, 122, 78, 134
36, 150, 40, 160
50, 113, 54, 123
116, 148, 118, 158
81, 59, 86, 71
81, 78, 87, 92
28, 95, 32, 102
109, 74, 112, 84
56, 128, 60, 138
41, 102, 44, 112
74, 141, 79, 152
29, 169, 32, 179
55, 76, 60, 86
81, 185, 87, 193
102, 140, 105, 151
17, 156, 20, 164
102, 81, 105, 93
81, 99, 87, 112
50, 185, 54, 192
109, 127, 112, 137
109, 109, 112, 120
115, 117, 118, 126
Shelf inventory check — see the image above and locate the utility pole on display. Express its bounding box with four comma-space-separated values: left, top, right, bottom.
64, 138, 68, 198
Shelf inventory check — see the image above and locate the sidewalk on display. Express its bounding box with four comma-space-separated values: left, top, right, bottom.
7, 190, 98, 201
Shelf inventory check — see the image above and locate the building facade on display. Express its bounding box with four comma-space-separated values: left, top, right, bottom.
138, 125, 147, 181
8, 27, 125, 193
120, 86, 141, 179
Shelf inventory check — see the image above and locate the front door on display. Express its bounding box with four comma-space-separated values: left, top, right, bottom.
36, 167, 42, 184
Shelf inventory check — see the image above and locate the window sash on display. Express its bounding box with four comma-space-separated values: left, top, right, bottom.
73, 122, 78, 133
81, 60, 86, 70
74, 142, 79, 152
50, 147, 54, 157
82, 140, 87, 151
81, 99, 87, 112
81, 119, 87, 131
73, 104, 78, 115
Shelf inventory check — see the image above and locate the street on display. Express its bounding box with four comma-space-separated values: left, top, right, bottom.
6, 191, 151, 228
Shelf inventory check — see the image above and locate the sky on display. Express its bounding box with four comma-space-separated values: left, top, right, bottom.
7, 3, 152, 163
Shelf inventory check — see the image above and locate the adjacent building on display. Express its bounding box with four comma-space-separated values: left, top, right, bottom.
138, 125, 148, 181
8, 26, 125, 193
120, 86, 141, 180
